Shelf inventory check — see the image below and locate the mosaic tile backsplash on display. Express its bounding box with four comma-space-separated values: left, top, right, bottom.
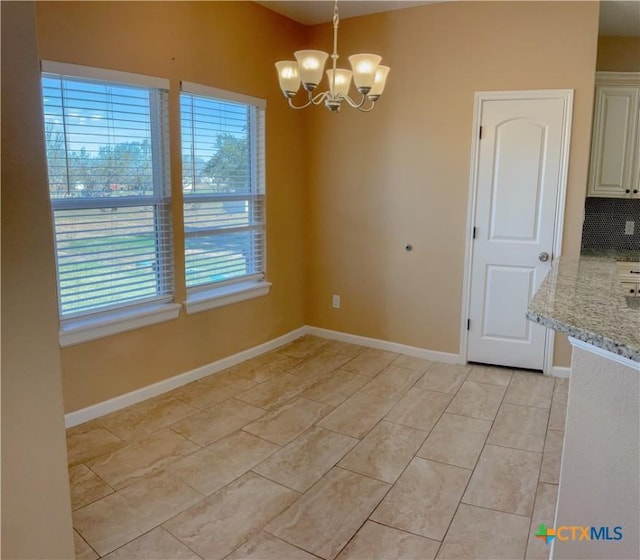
581, 197, 640, 251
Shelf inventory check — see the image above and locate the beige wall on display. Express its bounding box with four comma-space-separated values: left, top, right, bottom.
31, 0, 600, 415
1, 2, 75, 557
35, 1, 309, 412
306, 1, 599, 367
597, 36, 640, 72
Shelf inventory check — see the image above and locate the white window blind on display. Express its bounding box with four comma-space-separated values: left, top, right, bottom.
180, 84, 266, 292
42, 69, 172, 319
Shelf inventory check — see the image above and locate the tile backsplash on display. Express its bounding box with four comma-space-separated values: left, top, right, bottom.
581, 197, 640, 251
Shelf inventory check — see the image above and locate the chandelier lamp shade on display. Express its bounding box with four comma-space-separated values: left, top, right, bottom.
275, 1, 390, 112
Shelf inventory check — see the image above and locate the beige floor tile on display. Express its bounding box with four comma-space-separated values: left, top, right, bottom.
243, 398, 333, 445
87, 429, 200, 489
371, 457, 471, 541
236, 373, 310, 410
446, 380, 506, 421
73, 472, 202, 556
170, 399, 265, 446
101, 527, 201, 559
67, 421, 124, 466
463, 444, 541, 516
337, 520, 439, 560
548, 392, 568, 431
416, 363, 470, 394
167, 430, 279, 495
554, 377, 569, 394
504, 373, 554, 409
74, 530, 98, 560
230, 352, 302, 383
98, 395, 199, 440
254, 426, 358, 492
438, 504, 530, 559
164, 472, 299, 560
540, 429, 564, 484
287, 351, 354, 384
227, 531, 317, 559
266, 467, 390, 560
385, 387, 452, 432
278, 336, 330, 359
526, 483, 559, 559
487, 403, 549, 452
171, 374, 257, 410
468, 365, 513, 386
338, 421, 427, 483
317, 339, 364, 358
69, 463, 114, 510
300, 369, 370, 407
340, 348, 399, 377
392, 355, 433, 372
317, 366, 422, 438
417, 413, 491, 469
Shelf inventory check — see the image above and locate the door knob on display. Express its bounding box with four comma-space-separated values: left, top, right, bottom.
539, 252, 550, 262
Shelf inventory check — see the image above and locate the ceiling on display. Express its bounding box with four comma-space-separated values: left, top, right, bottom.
255, 0, 640, 36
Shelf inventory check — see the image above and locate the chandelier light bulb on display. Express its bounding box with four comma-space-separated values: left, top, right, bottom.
294, 50, 329, 90
348, 54, 382, 93
275, 61, 301, 98
368, 65, 390, 100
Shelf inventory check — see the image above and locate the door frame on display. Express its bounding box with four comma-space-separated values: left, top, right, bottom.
459, 89, 574, 374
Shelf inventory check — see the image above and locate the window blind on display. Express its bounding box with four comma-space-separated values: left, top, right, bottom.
180, 86, 266, 291
42, 71, 172, 318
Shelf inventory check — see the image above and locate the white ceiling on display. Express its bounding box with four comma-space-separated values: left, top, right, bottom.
255, 0, 640, 36
254, 1, 434, 25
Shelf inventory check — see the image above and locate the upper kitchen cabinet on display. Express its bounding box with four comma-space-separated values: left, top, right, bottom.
588, 72, 640, 198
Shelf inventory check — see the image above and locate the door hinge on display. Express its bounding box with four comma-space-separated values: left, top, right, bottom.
467, 319, 471, 331
479, 126, 483, 139
472, 226, 477, 239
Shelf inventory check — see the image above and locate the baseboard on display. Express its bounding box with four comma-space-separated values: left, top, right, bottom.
305, 326, 462, 364
65, 324, 463, 428
548, 366, 571, 378
64, 326, 307, 428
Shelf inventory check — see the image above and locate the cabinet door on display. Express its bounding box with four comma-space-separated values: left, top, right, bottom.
587, 85, 639, 197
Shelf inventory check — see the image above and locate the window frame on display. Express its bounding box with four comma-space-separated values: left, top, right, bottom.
180, 81, 270, 314
41, 61, 180, 345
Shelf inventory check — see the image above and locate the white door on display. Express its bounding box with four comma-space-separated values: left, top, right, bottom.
467, 91, 572, 370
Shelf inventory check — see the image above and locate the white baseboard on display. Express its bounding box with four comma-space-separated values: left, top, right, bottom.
64, 325, 463, 428
64, 326, 307, 428
548, 366, 571, 379
306, 326, 462, 364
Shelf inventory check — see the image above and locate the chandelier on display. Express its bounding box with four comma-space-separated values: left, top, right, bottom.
275, 0, 390, 112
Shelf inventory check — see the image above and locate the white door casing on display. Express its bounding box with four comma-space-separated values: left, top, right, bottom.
463, 90, 573, 371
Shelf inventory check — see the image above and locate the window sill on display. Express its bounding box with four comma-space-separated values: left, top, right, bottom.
185, 280, 272, 315
59, 302, 181, 347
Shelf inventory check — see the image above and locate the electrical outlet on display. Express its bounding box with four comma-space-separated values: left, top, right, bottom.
625, 221, 635, 236
332, 294, 341, 309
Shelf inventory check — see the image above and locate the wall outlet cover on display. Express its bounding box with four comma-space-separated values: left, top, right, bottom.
625, 221, 635, 236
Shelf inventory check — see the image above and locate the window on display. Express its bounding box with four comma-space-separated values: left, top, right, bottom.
180, 82, 268, 312
41, 62, 178, 344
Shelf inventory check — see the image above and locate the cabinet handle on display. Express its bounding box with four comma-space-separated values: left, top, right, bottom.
634, 190, 639, 194
631, 289, 636, 294
626, 189, 631, 194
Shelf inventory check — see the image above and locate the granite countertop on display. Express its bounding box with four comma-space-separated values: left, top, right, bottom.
527, 256, 640, 363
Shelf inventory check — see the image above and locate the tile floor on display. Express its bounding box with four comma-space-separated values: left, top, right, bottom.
68, 335, 568, 560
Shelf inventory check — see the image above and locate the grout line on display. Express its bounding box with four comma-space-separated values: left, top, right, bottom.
432, 367, 514, 558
